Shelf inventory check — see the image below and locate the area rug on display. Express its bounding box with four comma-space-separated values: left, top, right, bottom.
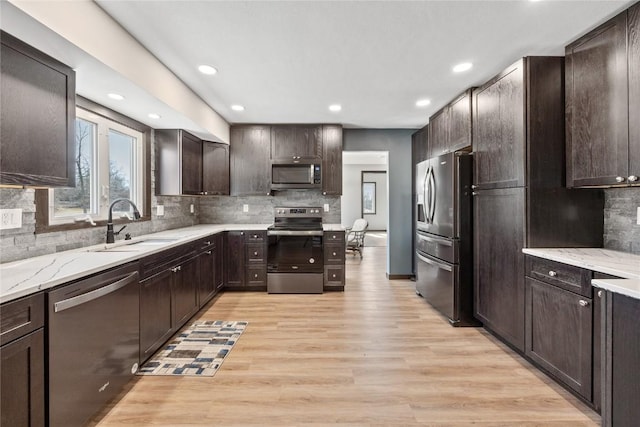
137, 320, 247, 376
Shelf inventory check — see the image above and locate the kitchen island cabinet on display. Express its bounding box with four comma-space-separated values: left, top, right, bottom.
0, 31, 75, 187
0, 293, 45, 427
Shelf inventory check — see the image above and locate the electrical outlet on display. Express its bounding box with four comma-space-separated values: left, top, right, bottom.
323, 204, 329, 212
190, 204, 194, 214
243, 204, 249, 213
637, 207, 640, 225
0, 209, 22, 230
156, 205, 165, 217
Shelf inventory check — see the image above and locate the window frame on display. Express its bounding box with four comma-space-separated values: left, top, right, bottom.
35, 96, 151, 234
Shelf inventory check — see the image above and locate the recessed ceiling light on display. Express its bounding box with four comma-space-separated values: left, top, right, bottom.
231, 105, 245, 111
198, 65, 218, 75
416, 99, 431, 107
107, 93, 125, 101
329, 104, 342, 112
148, 113, 161, 119
453, 62, 473, 73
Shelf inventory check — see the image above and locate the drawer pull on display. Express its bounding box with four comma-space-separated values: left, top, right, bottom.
206, 251, 212, 255
171, 266, 181, 273
615, 176, 626, 183
332, 235, 336, 239
254, 251, 258, 256
205, 241, 211, 245
598, 290, 603, 298
332, 252, 337, 256
628, 175, 638, 182
579, 300, 589, 307
253, 234, 258, 238
332, 274, 336, 278
254, 274, 258, 278
548, 270, 557, 277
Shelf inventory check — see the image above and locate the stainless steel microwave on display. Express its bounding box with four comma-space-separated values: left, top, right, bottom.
271, 163, 321, 189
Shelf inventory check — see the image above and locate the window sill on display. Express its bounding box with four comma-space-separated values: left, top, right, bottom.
35, 215, 151, 235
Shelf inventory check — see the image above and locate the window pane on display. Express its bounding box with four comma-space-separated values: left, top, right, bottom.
53, 118, 95, 217
108, 129, 135, 213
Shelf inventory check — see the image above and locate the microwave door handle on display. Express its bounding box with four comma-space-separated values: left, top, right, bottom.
309, 164, 314, 183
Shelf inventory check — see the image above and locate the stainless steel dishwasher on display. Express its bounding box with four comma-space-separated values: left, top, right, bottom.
47, 262, 140, 427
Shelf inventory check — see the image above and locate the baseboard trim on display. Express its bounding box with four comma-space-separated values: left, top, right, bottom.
386, 274, 412, 280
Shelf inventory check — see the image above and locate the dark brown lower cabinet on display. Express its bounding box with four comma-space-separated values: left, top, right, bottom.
199, 245, 217, 305
602, 291, 640, 427
474, 187, 525, 351
0, 329, 45, 427
139, 269, 173, 363
172, 255, 200, 328
225, 231, 245, 288
525, 278, 593, 400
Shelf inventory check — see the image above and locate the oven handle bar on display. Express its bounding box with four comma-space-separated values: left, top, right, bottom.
267, 230, 324, 236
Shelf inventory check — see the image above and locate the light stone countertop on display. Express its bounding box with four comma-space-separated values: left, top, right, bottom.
522, 248, 640, 300
0, 224, 271, 304
323, 223, 346, 231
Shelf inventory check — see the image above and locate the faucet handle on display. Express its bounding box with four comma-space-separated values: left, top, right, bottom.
115, 225, 127, 236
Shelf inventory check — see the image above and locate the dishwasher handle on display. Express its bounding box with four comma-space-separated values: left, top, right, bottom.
54, 271, 139, 313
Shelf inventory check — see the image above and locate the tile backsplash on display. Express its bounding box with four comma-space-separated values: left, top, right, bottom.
603, 187, 640, 255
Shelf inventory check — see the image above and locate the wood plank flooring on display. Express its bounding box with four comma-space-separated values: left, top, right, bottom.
92, 247, 600, 426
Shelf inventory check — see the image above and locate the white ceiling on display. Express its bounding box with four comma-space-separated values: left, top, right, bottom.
93, 0, 635, 129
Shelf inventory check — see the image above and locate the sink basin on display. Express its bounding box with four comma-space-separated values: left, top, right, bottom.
90, 238, 180, 252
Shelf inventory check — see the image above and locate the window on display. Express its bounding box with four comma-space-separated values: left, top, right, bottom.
47, 106, 146, 225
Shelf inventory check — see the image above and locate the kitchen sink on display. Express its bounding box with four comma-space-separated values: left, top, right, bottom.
90, 238, 180, 252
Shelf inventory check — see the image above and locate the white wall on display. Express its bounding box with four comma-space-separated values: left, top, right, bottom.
342, 165, 388, 230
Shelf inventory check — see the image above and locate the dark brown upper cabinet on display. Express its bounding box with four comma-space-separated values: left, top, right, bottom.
411, 125, 429, 164
473, 60, 526, 190
230, 125, 272, 196
321, 125, 343, 195
156, 129, 230, 196
1, 31, 76, 187
271, 125, 322, 162
566, 5, 639, 187
428, 89, 472, 159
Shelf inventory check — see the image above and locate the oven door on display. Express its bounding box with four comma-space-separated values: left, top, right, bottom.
267, 231, 323, 273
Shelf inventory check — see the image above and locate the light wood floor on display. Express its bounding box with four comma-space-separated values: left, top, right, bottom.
93, 247, 600, 426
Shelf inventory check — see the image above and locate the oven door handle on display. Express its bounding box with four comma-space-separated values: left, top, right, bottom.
267, 230, 324, 236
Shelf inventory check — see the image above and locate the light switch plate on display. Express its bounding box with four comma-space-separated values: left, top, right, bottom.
190, 204, 194, 214
323, 204, 329, 212
243, 204, 249, 213
156, 205, 164, 217
0, 209, 22, 230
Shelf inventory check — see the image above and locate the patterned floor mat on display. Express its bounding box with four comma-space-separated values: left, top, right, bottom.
137, 320, 247, 376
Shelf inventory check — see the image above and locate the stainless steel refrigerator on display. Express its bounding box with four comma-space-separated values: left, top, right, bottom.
415, 152, 477, 326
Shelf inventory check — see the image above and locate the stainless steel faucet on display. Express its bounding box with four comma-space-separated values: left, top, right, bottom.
106, 198, 141, 243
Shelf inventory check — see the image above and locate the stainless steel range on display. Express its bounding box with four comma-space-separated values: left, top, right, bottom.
267, 207, 324, 293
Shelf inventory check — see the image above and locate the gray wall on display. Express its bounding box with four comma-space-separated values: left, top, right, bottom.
343, 129, 414, 277
604, 187, 640, 254
341, 164, 388, 230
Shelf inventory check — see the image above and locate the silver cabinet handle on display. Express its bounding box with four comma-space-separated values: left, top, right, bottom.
615, 176, 626, 183
332, 274, 336, 278
579, 300, 589, 307
548, 270, 557, 277
254, 274, 258, 278
240, 232, 244, 235
332, 252, 337, 256
598, 290, 603, 297
205, 241, 211, 245
253, 251, 258, 256
471, 185, 477, 189
628, 175, 638, 182
206, 251, 212, 255
171, 266, 181, 273
472, 192, 478, 196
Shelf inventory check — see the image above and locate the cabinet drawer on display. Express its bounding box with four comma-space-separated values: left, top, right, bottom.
245, 231, 266, 242
246, 243, 266, 263
526, 256, 592, 298
0, 293, 45, 346
324, 243, 345, 264
246, 265, 267, 285
140, 245, 194, 280
324, 231, 345, 243
324, 265, 345, 284
195, 234, 217, 251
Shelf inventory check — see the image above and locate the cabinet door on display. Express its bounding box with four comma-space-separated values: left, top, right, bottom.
271, 125, 322, 161
525, 278, 593, 399
322, 125, 343, 195
140, 270, 173, 363
230, 126, 271, 196
428, 107, 449, 158
412, 126, 429, 164
474, 187, 525, 351
566, 12, 629, 187
202, 141, 229, 195
1, 329, 45, 427
198, 248, 216, 306
0, 31, 75, 187
181, 131, 202, 195
214, 234, 224, 291
172, 255, 200, 329
473, 60, 525, 189
225, 231, 245, 287
448, 90, 472, 152
629, 4, 640, 181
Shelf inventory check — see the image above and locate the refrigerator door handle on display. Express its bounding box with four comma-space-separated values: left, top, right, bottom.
417, 252, 453, 272
427, 167, 436, 223
423, 166, 431, 223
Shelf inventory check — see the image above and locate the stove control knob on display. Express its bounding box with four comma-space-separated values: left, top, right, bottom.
309, 258, 315, 264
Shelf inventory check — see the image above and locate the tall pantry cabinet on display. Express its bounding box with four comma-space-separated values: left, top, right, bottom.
472, 57, 604, 351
